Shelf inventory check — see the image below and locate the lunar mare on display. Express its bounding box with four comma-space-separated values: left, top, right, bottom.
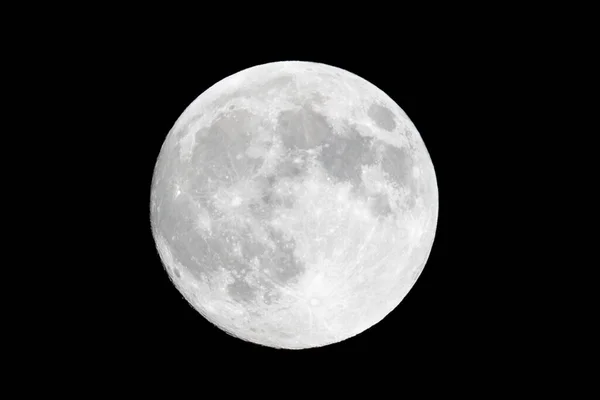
150, 61, 438, 349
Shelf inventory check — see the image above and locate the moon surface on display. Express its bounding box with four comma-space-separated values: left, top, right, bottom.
150, 61, 438, 349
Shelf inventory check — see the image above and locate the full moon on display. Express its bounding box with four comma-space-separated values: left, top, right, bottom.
150, 61, 438, 349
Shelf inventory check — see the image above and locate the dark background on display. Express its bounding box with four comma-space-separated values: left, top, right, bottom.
6, 5, 583, 389
6, 4, 586, 388
72, 34, 517, 373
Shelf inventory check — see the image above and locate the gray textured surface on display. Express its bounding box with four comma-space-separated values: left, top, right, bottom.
150, 61, 438, 349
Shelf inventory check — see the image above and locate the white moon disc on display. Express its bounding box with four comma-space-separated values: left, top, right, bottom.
150, 61, 438, 349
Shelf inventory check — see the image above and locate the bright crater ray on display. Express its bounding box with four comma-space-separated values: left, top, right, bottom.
150, 61, 439, 349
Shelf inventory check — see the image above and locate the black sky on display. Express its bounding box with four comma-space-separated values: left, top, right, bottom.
80, 35, 513, 371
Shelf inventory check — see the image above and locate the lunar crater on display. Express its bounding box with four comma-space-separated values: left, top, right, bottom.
367, 102, 397, 131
